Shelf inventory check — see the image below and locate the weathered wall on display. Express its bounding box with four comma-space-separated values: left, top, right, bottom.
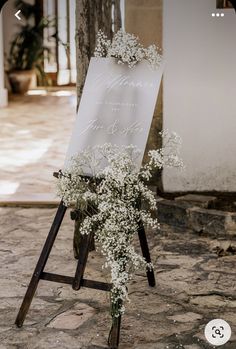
2, 0, 35, 58
163, 0, 236, 192
2, 0, 36, 91
0, 12, 8, 107
125, 0, 163, 184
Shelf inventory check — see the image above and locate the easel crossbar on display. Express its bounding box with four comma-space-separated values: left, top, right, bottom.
41, 272, 112, 291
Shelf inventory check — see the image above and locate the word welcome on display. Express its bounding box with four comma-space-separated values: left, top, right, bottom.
94, 73, 155, 92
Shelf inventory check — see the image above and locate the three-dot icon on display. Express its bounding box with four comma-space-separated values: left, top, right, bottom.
212, 13, 225, 17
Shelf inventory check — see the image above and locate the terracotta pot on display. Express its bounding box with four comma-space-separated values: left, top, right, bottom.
8, 70, 37, 94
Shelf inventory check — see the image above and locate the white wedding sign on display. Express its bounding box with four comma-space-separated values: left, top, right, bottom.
65, 57, 163, 171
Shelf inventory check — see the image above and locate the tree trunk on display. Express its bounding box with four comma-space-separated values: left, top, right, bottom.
76, 0, 91, 107
114, 0, 122, 32
74, 0, 122, 257
76, 0, 118, 107
103, 0, 113, 38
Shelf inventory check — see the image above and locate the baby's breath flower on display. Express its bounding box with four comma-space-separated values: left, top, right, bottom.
94, 29, 162, 69
56, 131, 182, 318
94, 30, 111, 58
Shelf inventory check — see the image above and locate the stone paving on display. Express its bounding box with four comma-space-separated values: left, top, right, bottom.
0, 90, 76, 202
0, 206, 236, 349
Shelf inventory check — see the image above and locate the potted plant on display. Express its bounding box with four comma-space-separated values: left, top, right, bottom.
7, 0, 53, 94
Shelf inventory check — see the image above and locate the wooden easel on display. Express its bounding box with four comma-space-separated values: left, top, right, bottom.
15, 174, 156, 349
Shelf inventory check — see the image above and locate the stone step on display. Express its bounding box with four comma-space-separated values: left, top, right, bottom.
0, 193, 60, 208
157, 196, 236, 238
175, 194, 217, 208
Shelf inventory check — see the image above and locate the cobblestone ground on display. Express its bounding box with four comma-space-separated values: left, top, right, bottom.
0, 207, 236, 349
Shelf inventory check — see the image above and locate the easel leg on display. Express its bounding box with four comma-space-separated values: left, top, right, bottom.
138, 221, 156, 287
15, 201, 67, 327
108, 315, 122, 349
71, 210, 95, 259
72, 232, 93, 290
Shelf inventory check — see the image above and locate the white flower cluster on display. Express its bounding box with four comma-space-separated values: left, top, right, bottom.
142, 130, 184, 180
94, 29, 162, 69
56, 132, 182, 318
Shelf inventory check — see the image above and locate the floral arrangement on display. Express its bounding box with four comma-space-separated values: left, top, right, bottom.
56, 132, 183, 322
94, 29, 162, 69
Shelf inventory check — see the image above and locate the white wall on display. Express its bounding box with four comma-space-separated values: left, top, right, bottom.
163, 0, 236, 192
